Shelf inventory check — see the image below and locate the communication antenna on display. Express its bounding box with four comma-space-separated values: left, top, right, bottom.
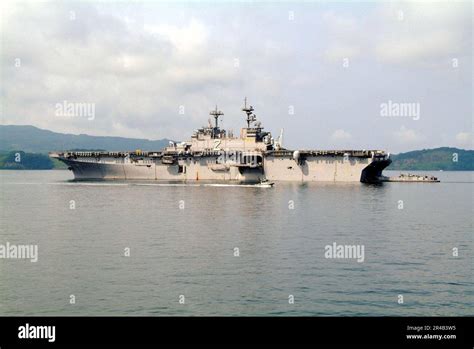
209, 105, 224, 129
209, 105, 224, 138
242, 97, 256, 128
277, 128, 284, 148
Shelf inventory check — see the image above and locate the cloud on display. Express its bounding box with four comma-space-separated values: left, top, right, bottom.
0, 1, 471, 153
393, 126, 424, 144
331, 129, 352, 141
0, 2, 240, 140
375, 31, 458, 65
322, 1, 471, 66
322, 11, 363, 62
455, 132, 472, 148
144, 19, 208, 53
373, 2, 471, 65
324, 45, 361, 62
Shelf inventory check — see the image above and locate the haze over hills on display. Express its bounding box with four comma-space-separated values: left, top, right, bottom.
0, 125, 472, 170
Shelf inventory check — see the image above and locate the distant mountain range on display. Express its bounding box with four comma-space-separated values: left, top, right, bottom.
0, 125, 171, 153
0, 125, 472, 170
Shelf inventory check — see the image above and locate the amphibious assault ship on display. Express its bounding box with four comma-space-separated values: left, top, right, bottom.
50, 100, 391, 183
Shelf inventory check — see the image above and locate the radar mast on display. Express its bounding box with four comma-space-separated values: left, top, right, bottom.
209, 105, 224, 138
242, 97, 257, 128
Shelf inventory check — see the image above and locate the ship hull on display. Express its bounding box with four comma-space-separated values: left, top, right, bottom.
265, 155, 370, 182
57, 154, 390, 183
60, 157, 265, 183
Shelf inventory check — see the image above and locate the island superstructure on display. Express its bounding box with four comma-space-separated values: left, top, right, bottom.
50, 100, 392, 183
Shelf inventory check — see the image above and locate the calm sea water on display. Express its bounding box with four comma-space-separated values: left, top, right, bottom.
0, 170, 472, 316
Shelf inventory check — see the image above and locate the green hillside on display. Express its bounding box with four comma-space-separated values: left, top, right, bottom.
0, 125, 172, 170
0, 151, 65, 169
389, 147, 473, 171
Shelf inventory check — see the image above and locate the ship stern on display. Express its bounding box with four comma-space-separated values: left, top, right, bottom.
360, 155, 392, 183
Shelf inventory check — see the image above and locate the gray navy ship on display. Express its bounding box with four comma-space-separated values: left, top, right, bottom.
50, 99, 392, 184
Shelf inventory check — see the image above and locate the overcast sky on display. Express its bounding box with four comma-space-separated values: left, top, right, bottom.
1, 0, 472, 152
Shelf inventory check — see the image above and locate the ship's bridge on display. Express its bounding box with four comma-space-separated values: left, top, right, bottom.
184, 101, 275, 152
